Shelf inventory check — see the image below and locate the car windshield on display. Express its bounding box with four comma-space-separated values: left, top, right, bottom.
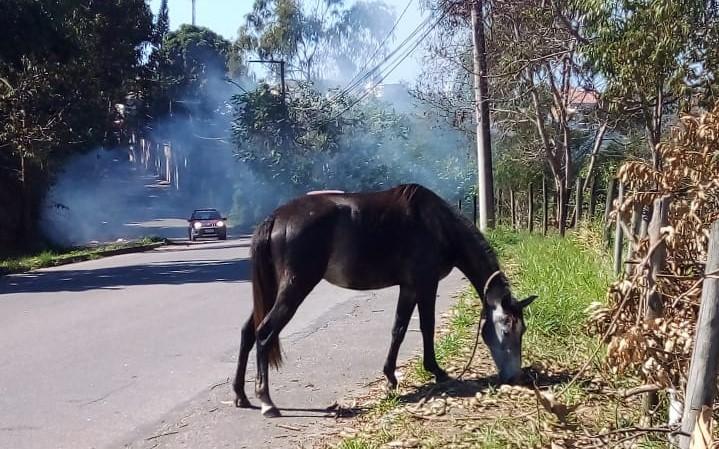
192, 210, 221, 220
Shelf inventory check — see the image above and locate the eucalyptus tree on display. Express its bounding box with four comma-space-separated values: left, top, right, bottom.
578, 0, 712, 169
237, 0, 395, 82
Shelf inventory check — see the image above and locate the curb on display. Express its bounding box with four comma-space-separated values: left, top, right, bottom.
0, 241, 165, 277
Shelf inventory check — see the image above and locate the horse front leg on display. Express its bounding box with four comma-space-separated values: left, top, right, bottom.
416, 282, 449, 383
233, 314, 255, 408
383, 286, 416, 391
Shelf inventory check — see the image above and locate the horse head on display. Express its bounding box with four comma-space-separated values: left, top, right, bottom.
481, 285, 537, 384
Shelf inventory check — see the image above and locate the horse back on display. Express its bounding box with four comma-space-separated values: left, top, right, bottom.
268, 186, 455, 290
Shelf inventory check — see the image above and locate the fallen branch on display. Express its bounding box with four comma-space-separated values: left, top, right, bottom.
618, 384, 663, 399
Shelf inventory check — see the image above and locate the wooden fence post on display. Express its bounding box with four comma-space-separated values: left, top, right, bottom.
641, 196, 670, 425
588, 175, 598, 218
626, 204, 642, 276
680, 219, 719, 448
473, 194, 478, 227
574, 176, 584, 227
528, 182, 534, 233
613, 182, 624, 276
604, 178, 618, 247
510, 189, 516, 230
497, 189, 503, 226
542, 176, 548, 235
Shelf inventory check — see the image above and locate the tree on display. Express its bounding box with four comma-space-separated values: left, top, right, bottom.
151, 25, 233, 119
155, 0, 170, 46
0, 0, 154, 243
579, 0, 708, 169
237, 0, 395, 81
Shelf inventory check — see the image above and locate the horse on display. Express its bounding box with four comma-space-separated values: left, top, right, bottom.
233, 183, 537, 417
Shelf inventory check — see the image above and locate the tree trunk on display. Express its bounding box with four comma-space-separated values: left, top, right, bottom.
471, 0, 494, 231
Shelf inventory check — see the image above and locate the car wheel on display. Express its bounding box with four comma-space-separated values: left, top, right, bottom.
219, 233, 227, 240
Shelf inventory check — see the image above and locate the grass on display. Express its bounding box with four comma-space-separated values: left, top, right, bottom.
0, 236, 163, 275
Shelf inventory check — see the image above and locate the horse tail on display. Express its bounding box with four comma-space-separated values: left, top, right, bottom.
251, 214, 282, 369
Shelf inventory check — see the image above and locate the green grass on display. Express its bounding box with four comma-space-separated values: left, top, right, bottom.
0, 236, 163, 274
487, 226, 612, 368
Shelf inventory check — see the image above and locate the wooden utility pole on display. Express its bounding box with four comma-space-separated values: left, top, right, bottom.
470, 0, 494, 231
680, 220, 719, 448
248, 60, 286, 100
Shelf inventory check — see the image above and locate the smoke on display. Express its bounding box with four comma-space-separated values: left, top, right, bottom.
40, 61, 475, 246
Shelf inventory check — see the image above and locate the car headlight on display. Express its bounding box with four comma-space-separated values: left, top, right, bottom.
216, 220, 224, 227
193, 222, 202, 229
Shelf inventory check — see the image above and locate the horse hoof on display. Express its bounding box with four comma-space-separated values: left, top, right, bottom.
261, 405, 281, 418
235, 397, 252, 408
435, 372, 451, 383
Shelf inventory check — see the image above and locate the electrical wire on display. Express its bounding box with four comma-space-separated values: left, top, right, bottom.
326, 5, 450, 122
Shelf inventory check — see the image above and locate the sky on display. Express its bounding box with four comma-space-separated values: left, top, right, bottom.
148, 0, 428, 84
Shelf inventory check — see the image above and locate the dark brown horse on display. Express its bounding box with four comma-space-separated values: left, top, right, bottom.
233, 184, 536, 417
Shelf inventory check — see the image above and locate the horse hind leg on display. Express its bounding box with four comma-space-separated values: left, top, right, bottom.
254, 279, 314, 417
233, 314, 255, 408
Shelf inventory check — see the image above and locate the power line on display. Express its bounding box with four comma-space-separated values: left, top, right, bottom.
338, 0, 415, 95
328, 0, 454, 106
328, 13, 434, 104
327, 7, 450, 122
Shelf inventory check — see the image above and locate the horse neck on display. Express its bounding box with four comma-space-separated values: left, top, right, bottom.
452, 220, 508, 302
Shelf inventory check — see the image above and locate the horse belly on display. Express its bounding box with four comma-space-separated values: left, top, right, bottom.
323, 255, 398, 290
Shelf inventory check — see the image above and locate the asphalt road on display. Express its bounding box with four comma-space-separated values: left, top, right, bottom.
0, 237, 467, 449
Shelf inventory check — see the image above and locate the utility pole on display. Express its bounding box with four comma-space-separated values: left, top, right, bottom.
248, 60, 286, 100
471, 0, 495, 230
192, 0, 196, 26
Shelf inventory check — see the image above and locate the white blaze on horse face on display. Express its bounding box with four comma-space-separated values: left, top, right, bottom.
485, 305, 522, 383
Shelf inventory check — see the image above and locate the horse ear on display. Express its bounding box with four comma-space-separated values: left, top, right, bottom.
518, 295, 538, 309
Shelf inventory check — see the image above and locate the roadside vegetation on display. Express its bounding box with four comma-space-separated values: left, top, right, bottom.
326, 227, 669, 449
0, 236, 163, 276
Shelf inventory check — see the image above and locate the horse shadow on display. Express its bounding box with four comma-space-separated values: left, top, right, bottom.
269, 368, 574, 419
396, 367, 575, 406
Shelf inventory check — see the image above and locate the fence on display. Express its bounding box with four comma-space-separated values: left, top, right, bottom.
459, 174, 611, 234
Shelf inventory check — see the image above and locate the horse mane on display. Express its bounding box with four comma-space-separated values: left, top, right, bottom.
391, 184, 505, 290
